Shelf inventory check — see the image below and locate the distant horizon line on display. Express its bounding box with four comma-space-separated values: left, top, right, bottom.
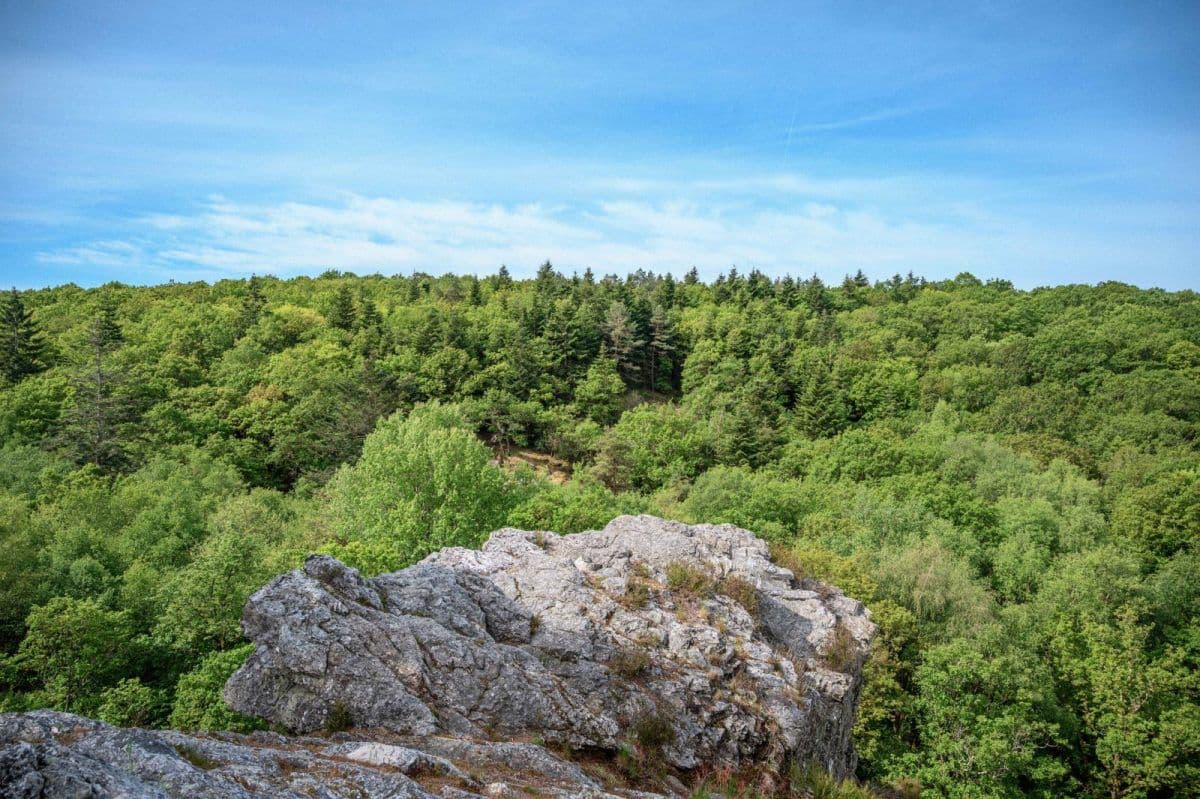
10, 267, 1196, 295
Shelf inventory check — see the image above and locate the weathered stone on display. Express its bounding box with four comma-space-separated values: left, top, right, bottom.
225, 515, 874, 777
0, 710, 629, 799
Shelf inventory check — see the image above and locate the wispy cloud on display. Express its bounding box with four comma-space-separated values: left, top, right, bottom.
35, 191, 995, 282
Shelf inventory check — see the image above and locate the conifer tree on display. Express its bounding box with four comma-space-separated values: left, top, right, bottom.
647, 304, 675, 391
803, 274, 830, 314
237, 275, 266, 335
57, 311, 134, 471
328, 285, 357, 331
495, 265, 513, 289
95, 295, 124, 350
358, 292, 382, 330
603, 300, 643, 384
794, 360, 846, 438
0, 288, 46, 384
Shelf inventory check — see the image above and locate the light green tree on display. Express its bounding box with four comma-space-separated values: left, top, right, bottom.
323, 403, 521, 573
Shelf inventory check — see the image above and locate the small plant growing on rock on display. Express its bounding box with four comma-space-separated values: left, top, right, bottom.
769, 544, 806, 582
788, 761, 881, 798
616, 740, 641, 780
665, 562, 716, 598
820, 623, 858, 672
634, 630, 661, 647
323, 699, 354, 735
632, 712, 676, 754
608, 647, 651, 678
618, 579, 651, 609
718, 576, 759, 618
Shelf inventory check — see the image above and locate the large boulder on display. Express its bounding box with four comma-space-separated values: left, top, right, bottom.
225, 516, 875, 778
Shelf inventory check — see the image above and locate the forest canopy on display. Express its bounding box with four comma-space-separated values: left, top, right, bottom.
0, 268, 1197, 798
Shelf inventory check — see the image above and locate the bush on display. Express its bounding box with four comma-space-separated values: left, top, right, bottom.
608, 648, 651, 678
324, 698, 354, 734
15, 596, 136, 712
632, 712, 676, 753
97, 678, 167, 727
665, 562, 716, 598
821, 624, 858, 672
168, 645, 262, 732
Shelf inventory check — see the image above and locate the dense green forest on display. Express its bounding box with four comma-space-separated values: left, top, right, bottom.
0, 267, 1197, 798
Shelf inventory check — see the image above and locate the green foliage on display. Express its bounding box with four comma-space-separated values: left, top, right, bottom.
506, 477, 645, 534
97, 678, 168, 727
665, 561, 716, 598
574, 356, 625, 425
593, 403, 711, 492
0, 272, 1196, 797
168, 645, 262, 732
323, 403, 526, 572
0, 288, 47, 384
12, 596, 136, 712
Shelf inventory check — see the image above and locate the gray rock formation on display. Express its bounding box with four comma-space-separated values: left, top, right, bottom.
0, 709, 644, 798
225, 515, 875, 778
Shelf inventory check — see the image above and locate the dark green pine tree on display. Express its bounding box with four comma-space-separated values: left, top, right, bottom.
684, 266, 699, 285
57, 314, 135, 471
237, 275, 267, 334
647, 304, 675, 391
357, 291, 382, 330
794, 360, 847, 438
803, 274, 830, 314
495, 265, 513, 289
0, 288, 46, 384
656, 273, 677, 309
328, 285, 357, 331
467, 276, 483, 306
95, 295, 124, 350
776, 275, 798, 307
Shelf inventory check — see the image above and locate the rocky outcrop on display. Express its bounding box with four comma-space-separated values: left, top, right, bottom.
0, 709, 631, 798
225, 515, 875, 778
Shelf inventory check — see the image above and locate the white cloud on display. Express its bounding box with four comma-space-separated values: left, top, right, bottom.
35, 191, 1000, 281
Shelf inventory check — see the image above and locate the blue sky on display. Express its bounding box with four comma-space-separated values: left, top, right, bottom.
1, 1, 1197, 289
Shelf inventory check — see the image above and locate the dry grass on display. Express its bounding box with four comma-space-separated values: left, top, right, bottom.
665, 562, 716, 598
719, 575, 759, 618
821, 623, 858, 672
608, 648, 651, 678
618, 579, 651, 609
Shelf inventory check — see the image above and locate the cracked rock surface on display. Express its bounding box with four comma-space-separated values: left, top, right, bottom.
0, 709, 632, 798
225, 515, 875, 778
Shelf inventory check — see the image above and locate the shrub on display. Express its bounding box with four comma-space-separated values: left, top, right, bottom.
608, 648, 651, 678
97, 678, 167, 728
618, 579, 651, 609
788, 761, 881, 799
665, 562, 716, 598
324, 698, 354, 734
632, 712, 676, 753
821, 623, 858, 672
168, 645, 262, 732
719, 576, 759, 618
